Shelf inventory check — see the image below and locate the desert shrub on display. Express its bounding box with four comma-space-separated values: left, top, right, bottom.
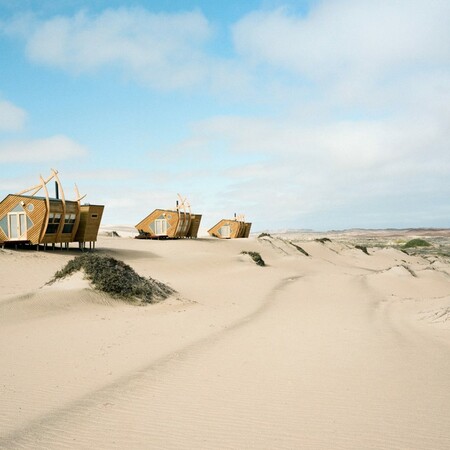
52, 253, 175, 303
403, 239, 431, 249
355, 245, 369, 255
258, 233, 272, 238
289, 242, 309, 256
315, 237, 331, 244
241, 251, 265, 266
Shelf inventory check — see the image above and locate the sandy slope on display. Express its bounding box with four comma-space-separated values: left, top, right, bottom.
0, 235, 449, 449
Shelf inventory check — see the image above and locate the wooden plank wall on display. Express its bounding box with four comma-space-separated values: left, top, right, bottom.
136, 209, 204, 239
208, 219, 252, 239
187, 214, 202, 238
0, 195, 104, 247
135, 209, 182, 238
243, 223, 252, 238
75, 205, 104, 243
0, 195, 46, 244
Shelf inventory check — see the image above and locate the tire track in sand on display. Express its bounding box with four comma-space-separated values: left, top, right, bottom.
3, 271, 450, 449
0, 276, 299, 449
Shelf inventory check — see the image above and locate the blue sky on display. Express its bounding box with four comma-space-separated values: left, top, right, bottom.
0, 0, 449, 231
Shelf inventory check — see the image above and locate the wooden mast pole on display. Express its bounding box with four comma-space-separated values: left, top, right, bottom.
39, 175, 51, 243
52, 169, 66, 243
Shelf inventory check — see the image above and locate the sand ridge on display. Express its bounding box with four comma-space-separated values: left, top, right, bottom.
0, 234, 450, 449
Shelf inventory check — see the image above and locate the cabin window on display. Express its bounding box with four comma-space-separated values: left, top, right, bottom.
45, 213, 62, 234
91, 214, 98, 219
27, 204, 34, 212
63, 213, 77, 234
12, 204, 24, 213
0, 216, 8, 237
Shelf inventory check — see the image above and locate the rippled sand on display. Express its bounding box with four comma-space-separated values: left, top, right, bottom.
1, 233, 450, 449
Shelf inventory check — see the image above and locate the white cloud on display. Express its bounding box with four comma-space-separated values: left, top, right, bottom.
5, 8, 214, 90
2, 8, 256, 95
65, 168, 136, 181
0, 135, 88, 162
232, 0, 450, 80
0, 99, 27, 131
192, 115, 398, 168
174, 106, 450, 228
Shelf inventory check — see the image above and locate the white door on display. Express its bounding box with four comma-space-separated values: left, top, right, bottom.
154, 219, 168, 235
8, 212, 27, 240
219, 225, 231, 238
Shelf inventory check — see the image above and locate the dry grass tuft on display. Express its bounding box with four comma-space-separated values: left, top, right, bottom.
51, 253, 175, 303
241, 251, 266, 266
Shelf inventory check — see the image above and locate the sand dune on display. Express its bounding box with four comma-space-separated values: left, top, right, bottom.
1, 234, 450, 449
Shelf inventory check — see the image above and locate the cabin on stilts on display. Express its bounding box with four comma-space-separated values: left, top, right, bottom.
0, 169, 104, 250
135, 194, 202, 239
208, 214, 252, 239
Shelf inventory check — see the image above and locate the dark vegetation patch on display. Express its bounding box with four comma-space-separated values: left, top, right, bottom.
51, 253, 175, 303
355, 245, 369, 255
403, 239, 431, 249
241, 251, 266, 266
289, 242, 309, 256
315, 237, 332, 244
401, 264, 417, 277
258, 232, 272, 238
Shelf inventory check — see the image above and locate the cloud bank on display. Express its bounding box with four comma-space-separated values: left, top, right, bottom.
0, 135, 88, 163
232, 0, 450, 79
5, 8, 214, 90
0, 99, 27, 131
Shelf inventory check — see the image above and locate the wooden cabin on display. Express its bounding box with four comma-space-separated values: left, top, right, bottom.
208, 215, 252, 239
135, 195, 202, 239
0, 170, 104, 249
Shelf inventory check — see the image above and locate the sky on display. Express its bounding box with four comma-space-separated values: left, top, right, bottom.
0, 0, 449, 232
